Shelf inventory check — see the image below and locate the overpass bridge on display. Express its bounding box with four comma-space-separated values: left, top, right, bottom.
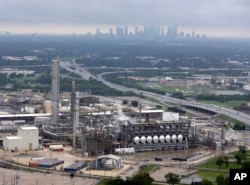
98, 73, 250, 127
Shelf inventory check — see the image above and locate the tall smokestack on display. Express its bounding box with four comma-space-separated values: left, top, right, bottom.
71, 80, 76, 148
76, 91, 80, 128
51, 58, 60, 124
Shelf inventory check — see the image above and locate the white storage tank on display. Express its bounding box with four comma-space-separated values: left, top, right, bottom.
165, 135, 171, 143
171, 134, 177, 143
153, 135, 158, 143
134, 136, 140, 144
159, 135, 165, 143
146, 136, 152, 143
140, 136, 146, 144
177, 134, 183, 142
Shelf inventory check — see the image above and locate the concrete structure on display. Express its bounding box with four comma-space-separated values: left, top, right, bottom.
135, 109, 164, 121
51, 58, 60, 124
3, 126, 39, 151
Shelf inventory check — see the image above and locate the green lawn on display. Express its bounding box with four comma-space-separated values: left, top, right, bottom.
196, 170, 229, 184
97, 179, 111, 185
12, 76, 36, 83
218, 114, 245, 125
198, 158, 242, 170
139, 164, 156, 174
198, 100, 246, 108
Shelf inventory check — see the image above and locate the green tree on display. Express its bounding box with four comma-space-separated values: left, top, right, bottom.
215, 156, 224, 169
165, 172, 181, 185
131, 100, 139, 107
128, 173, 154, 185
172, 91, 184, 99
107, 178, 127, 185
0, 74, 9, 86
224, 155, 229, 168
200, 179, 213, 185
238, 145, 247, 155
216, 174, 229, 185
242, 161, 250, 169
235, 152, 246, 166
123, 100, 128, 105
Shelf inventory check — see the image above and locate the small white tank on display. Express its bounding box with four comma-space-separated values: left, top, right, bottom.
165, 135, 171, 143
171, 134, 177, 142
159, 135, 165, 143
178, 134, 183, 142
153, 135, 158, 143
134, 136, 140, 144
140, 136, 146, 144
146, 136, 152, 143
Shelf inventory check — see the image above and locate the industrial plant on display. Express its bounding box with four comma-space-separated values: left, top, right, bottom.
0, 58, 241, 176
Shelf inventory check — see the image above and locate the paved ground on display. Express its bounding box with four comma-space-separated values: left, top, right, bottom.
0, 147, 100, 185
150, 166, 197, 182
0, 146, 237, 184
0, 167, 98, 185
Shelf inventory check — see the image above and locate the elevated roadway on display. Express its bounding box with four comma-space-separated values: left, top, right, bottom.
59, 63, 250, 126
97, 73, 250, 126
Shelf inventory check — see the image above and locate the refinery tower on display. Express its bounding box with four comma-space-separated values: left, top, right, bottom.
51, 58, 60, 124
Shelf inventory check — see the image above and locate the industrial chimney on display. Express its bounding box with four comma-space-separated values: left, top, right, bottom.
71, 80, 76, 148
51, 58, 60, 125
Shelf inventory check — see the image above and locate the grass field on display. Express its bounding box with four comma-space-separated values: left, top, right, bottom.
197, 157, 242, 170
218, 114, 246, 126
196, 170, 229, 184
199, 100, 246, 108
139, 164, 157, 174
12, 76, 36, 83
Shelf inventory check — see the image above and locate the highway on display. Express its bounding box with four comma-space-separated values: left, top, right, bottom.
60, 63, 250, 126
97, 73, 250, 126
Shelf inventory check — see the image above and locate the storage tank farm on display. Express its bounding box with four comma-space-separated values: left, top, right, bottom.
119, 119, 192, 152
81, 108, 194, 155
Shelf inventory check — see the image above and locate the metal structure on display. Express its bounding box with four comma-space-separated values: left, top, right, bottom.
51, 58, 60, 125
118, 120, 192, 152
81, 118, 194, 155
71, 81, 76, 148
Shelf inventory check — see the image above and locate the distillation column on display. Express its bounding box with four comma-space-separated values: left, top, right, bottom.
51, 58, 60, 125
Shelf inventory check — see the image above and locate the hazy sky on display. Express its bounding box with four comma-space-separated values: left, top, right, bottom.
0, 0, 249, 38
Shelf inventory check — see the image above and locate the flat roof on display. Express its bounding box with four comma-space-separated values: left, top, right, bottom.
135, 110, 164, 113
6, 136, 23, 140
0, 113, 51, 118
20, 126, 38, 130
97, 154, 121, 160
89, 111, 111, 116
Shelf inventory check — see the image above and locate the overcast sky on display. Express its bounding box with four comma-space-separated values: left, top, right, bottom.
0, 0, 249, 38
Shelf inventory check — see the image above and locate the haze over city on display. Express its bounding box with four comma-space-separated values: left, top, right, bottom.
0, 0, 249, 38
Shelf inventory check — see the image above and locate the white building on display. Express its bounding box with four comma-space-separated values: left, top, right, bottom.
162, 112, 179, 121
3, 126, 39, 151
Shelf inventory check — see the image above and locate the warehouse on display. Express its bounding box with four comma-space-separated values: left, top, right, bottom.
3, 126, 39, 151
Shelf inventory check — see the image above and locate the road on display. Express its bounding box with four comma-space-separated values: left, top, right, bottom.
60, 61, 97, 80
60, 63, 250, 126
97, 73, 250, 126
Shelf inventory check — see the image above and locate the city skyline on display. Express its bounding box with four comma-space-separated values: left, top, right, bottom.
85, 25, 207, 40
0, 0, 249, 38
